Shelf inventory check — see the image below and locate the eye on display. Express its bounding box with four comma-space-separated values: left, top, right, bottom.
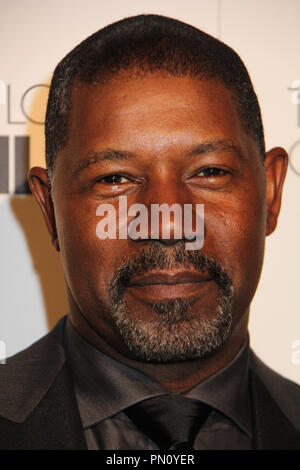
197, 167, 228, 178
97, 174, 131, 184
188, 166, 232, 189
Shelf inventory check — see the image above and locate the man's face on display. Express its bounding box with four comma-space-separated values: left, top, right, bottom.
50, 73, 269, 362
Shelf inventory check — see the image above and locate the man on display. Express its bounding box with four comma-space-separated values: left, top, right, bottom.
0, 14, 299, 450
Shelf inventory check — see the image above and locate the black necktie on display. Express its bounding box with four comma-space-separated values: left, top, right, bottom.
125, 395, 211, 449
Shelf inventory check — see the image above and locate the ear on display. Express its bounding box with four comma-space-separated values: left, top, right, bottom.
264, 147, 288, 236
28, 167, 60, 251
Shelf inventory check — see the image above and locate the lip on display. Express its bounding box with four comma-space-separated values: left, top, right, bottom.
128, 270, 211, 287
127, 270, 213, 301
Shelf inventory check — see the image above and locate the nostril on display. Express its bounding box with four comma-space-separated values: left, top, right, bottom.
150, 238, 184, 247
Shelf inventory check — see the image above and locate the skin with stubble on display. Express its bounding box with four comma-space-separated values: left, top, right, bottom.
29, 72, 288, 392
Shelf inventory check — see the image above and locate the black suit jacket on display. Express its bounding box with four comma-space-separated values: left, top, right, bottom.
0, 317, 299, 450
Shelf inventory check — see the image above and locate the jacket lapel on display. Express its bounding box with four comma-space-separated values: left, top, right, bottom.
251, 370, 300, 449
0, 364, 87, 450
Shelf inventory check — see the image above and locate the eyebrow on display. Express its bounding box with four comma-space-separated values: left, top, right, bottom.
74, 139, 245, 177
187, 140, 245, 160
73, 149, 134, 177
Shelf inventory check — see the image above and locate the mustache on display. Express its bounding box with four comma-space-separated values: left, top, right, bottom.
108, 242, 233, 300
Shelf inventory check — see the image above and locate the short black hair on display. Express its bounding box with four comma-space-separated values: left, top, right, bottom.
45, 14, 265, 181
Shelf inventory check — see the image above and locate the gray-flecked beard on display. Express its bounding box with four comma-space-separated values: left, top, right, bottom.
107, 243, 234, 363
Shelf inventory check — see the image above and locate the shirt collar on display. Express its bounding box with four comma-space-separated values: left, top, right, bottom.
184, 336, 252, 437
64, 317, 252, 437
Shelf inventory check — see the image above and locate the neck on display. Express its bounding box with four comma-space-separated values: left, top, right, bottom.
68, 304, 249, 393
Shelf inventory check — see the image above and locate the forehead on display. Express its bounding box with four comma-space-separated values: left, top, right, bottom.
63, 72, 256, 164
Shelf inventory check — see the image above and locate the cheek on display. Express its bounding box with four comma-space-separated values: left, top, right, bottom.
55, 200, 121, 300
205, 192, 267, 297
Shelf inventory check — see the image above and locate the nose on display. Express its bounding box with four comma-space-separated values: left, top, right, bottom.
127, 178, 184, 245
127, 180, 204, 248
149, 202, 184, 245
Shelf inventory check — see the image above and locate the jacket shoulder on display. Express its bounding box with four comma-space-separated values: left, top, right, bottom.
250, 349, 300, 432
0, 316, 67, 423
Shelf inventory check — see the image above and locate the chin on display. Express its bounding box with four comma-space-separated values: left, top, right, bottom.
110, 295, 233, 363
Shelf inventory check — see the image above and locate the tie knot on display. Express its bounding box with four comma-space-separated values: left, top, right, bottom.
125, 394, 211, 449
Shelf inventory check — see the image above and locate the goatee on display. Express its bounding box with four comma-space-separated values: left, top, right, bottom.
107, 243, 233, 363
